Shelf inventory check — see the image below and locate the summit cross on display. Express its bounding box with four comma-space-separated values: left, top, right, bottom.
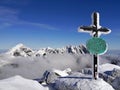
78, 12, 111, 79
78, 12, 111, 37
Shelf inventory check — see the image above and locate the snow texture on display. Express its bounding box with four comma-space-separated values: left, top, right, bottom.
112, 77, 120, 90
39, 68, 71, 85
0, 75, 48, 90
55, 72, 114, 90
99, 63, 120, 73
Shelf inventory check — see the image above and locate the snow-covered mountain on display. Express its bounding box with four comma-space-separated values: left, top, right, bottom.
6, 43, 89, 57
1, 44, 120, 89
35, 44, 89, 56
6, 43, 34, 57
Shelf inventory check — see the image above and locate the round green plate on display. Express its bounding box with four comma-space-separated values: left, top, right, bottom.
86, 37, 107, 55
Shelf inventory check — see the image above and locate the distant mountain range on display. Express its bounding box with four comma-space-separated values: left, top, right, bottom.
5, 43, 89, 57
1, 43, 120, 57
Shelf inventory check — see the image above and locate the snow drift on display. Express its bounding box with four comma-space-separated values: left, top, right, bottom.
0, 75, 49, 90
54, 72, 114, 90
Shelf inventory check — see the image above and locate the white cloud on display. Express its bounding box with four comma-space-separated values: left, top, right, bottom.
20, 21, 58, 30
0, 6, 19, 20
0, 53, 110, 80
0, 6, 58, 31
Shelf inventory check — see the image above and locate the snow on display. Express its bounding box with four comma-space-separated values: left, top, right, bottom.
0, 71, 115, 90
99, 63, 120, 73
0, 49, 110, 80
6, 43, 89, 57
0, 44, 120, 90
0, 75, 48, 90
52, 68, 71, 76
98, 63, 120, 90
55, 72, 114, 90
6, 43, 34, 57
35, 49, 46, 56
0, 60, 117, 90
39, 68, 71, 85
112, 77, 120, 90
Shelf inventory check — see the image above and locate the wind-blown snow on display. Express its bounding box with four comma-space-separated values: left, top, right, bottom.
0, 75, 48, 90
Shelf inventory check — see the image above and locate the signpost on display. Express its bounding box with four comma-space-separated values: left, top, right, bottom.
78, 12, 111, 79
86, 37, 107, 55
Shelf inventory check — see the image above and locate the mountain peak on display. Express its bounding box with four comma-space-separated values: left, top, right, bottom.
15, 43, 24, 47
6, 43, 33, 57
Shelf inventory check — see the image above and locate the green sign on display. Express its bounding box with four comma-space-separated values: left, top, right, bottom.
86, 37, 107, 55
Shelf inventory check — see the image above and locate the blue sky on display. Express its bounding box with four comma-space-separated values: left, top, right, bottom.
0, 0, 120, 50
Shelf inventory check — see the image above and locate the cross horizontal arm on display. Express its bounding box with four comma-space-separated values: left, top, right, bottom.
98, 27, 111, 34
80, 26, 94, 30
78, 26, 94, 33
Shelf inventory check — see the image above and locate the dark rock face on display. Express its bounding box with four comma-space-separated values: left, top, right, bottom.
13, 51, 21, 56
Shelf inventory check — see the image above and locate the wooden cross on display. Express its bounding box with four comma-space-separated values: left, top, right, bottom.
78, 12, 111, 79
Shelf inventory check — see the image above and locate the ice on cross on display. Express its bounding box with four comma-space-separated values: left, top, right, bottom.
78, 12, 111, 37
78, 12, 111, 80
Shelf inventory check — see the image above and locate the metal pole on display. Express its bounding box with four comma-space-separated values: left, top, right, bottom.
93, 30, 99, 79
93, 54, 99, 79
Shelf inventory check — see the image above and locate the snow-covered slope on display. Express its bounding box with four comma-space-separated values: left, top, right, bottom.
54, 72, 114, 90
6, 43, 89, 57
99, 63, 120, 73
99, 63, 120, 90
0, 75, 48, 90
0, 72, 115, 90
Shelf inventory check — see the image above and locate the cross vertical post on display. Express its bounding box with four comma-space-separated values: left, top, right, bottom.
78, 12, 111, 80
93, 54, 98, 79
